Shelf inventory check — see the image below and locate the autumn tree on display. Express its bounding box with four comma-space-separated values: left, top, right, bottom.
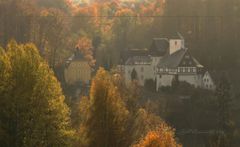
38, 8, 71, 68
79, 68, 129, 147
0, 41, 74, 146
76, 36, 96, 67
127, 108, 163, 146
132, 123, 181, 147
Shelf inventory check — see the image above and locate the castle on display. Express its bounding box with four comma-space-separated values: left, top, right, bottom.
122, 33, 216, 91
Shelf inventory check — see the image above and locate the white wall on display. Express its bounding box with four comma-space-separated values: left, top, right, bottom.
178, 74, 203, 88
169, 39, 184, 55
156, 74, 175, 90
125, 64, 154, 86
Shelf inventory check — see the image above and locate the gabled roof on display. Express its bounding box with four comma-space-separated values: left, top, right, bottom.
157, 48, 203, 68
126, 56, 152, 65
157, 49, 187, 68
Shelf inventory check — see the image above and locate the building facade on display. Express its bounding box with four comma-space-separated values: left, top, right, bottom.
124, 56, 154, 86
64, 51, 92, 85
202, 71, 216, 90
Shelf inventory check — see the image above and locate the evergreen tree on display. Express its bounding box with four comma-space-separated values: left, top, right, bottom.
0, 41, 74, 147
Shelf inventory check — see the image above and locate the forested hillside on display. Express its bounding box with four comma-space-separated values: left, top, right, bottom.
0, 0, 240, 146
1, 0, 240, 70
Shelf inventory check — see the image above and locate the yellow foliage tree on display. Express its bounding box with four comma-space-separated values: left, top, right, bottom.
78, 67, 129, 147
0, 41, 74, 146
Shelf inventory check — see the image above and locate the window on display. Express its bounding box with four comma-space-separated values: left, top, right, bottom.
175, 41, 178, 45
189, 61, 192, 65
159, 75, 162, 78
193, 68, 196, 72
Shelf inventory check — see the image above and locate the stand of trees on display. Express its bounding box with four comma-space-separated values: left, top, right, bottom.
0, 41, 74, 146
1, 0, 240, 71
0, 0, 239, 146
75, 68, 181, 147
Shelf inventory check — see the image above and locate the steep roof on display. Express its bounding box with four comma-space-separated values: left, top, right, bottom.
157, 48, 204, 68
157, 49, 187, 68
126, 56, 152, 65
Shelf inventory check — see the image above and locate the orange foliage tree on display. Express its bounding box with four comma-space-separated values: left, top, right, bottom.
76, 37, 96, 67
132, 123, 181, 147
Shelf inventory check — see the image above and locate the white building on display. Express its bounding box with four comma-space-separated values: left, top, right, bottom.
123, 33, 215, 91
124, 56, 154, 86
156, 48, 205, 90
